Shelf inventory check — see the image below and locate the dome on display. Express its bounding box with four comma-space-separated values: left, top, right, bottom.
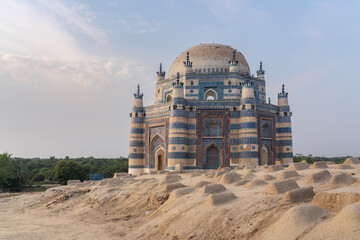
169, 43, 250, 77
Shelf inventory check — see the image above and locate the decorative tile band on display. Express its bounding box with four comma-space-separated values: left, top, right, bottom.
169, 122, 196, 130
276, 140, 293, 146
230, 137, 259, 145
230, 151, 259, 158
129, 141, 145, 147
230, 122, 257, 129
128, 153, 145, 159
130, 128, 145, 134
276, 127, 292, 133
277, 152, 293, 158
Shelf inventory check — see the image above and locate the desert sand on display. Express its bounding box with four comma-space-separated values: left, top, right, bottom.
1, 162, 360, 240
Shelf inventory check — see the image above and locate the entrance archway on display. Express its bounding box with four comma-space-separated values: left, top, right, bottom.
205, 145, 220, 168
261, 145, 271, 165
155, 148, 165, 170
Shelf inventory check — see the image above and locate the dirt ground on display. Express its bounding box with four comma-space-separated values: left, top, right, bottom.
1, 162, 360, 240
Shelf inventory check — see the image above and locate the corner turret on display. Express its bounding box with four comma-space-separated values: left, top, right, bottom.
278, 84, 289, 107
276, 84, 293, 165
172, 72, 184, 99
128, 84, 146, 175
256, 61, 265, 80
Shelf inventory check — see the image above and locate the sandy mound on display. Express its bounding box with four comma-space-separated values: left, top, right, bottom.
162, 182, 186, 192
205, 192, 236, 206
193, 181, 211, 188
304, 202, 360, 240
267, 165, 284, 172
282, 187, 315, 203
343, 157, 360, 165
232, 179, 251, 186
149, 170, 158, 175
276, 170, 299, 181
243, 172, 256, 179
266, 179, 299, 194
220, 172, 242, 184
335, 164, 354, 169
168, 187, 195, 201
200, 184, 226, 194
202, 171, 215, 178
159, 176, 181, 185
257, 205, 328, 240
261, 174, 276, 181
67, 180, 80, 185
311, 161, 328, 168
287, 162, 309, 171
244, 179, 268, 188
187, 173, 202, 178
113, 172, 128, 178
245, 166, 256, 170
312, 190, 360, 211
327, 173, 356, 186
306, 170, 331, 183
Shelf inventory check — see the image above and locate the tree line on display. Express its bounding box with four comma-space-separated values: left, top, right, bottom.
0, 153, 128, 189
293, 154, 355, 164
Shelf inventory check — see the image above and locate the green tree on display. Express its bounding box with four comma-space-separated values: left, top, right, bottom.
54, 160, 90, 184
0, 153, 17, 188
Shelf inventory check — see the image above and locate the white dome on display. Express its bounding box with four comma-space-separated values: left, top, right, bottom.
169, 43, 250, 77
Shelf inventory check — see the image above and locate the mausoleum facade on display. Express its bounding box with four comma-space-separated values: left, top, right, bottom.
128, 43, 293, 175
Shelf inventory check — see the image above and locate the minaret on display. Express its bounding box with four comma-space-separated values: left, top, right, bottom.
128, 84, 146, 175
238, 82, 259, 166
256, 61, 265, 80
155, 63, 165, 104
229, 50, 239, 72
167, 72, 187, 170
276, 84, 293, 165
183, 52, 193, 74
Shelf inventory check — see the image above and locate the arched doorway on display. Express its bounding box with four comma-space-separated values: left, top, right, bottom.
155, 148, 165, 170
261, 144, 271, 165
150, 135, 165, 168
205, 145, 220, 168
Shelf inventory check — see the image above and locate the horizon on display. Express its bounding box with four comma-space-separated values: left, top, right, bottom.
1, 0, 360, 158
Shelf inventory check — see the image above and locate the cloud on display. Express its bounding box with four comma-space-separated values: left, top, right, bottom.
0, 0, 105, 60
0, 54, 150, 103
119, 14, 161, 34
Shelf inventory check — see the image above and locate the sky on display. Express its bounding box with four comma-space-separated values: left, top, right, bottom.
0, 0, 359, 158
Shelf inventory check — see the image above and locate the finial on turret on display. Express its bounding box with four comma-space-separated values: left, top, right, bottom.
134, 84, 143, 99
156, 62, 165, 77
172, 72, 184, 88
229, 50, 239, 65
278, 84, 288, 98
268, 97, 271, 104
183, 52, 193, 67
257, 61, 265, 76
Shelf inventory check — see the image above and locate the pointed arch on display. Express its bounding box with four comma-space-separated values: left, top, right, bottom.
166, 94, 172, 102
204, 120, 222, 137
150, 134, 165, 169
204, 143, 221, 168
262, 122, 271, 138
261, 144, 271, 165
204, 89, 217, 100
